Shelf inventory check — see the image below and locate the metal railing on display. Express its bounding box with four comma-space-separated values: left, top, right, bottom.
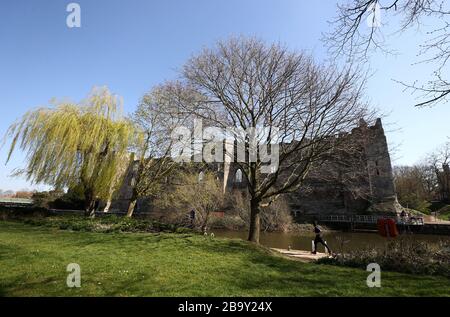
318, 214, 424, 226
0, 198, 34, 208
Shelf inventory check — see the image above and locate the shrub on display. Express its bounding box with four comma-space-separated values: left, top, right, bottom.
32, 190, 64, 209
437, 205, 450, 221
0, 211, 193, 234
209, 215, 246, 230
318, 236, 450, 277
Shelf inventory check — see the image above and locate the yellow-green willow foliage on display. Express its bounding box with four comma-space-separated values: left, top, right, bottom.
5, 87, 135, 215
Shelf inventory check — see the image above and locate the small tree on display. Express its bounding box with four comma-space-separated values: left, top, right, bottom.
231, 191, 293, 232
32, 190, 65, 209
124, 87, 183, 217
393, 165, 436, 213
4, 87, 135, 217
160, 171, 225, 232
428, 142, 450, 202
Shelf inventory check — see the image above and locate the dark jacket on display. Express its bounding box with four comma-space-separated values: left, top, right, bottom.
314, 225, 322, 236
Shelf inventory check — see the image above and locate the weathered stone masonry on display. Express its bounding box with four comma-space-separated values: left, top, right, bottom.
112, 118, 400, 216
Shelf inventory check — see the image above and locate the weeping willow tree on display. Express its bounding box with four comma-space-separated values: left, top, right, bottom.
4, 87, 135, 217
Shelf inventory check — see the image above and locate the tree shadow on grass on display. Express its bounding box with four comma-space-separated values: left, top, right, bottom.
186, 238, 450, 296
0, 274, 63, 297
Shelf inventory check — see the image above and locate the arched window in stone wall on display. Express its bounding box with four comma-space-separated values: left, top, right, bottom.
374, 160, 380, 176
235, 169, 243, 183
198, 171, 205, 183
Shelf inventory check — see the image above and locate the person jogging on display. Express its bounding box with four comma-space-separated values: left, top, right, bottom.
312, 221, 332, 255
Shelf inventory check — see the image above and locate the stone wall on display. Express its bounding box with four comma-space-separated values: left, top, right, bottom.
218, 118, 399, 215
437, 164, 450, 202
112, 118, 400, 216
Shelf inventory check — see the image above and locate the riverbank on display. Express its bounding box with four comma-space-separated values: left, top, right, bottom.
0, 207, 330, 234
0, 208, 193, 234
1, 221, 449, 296
3, 208, 448, 249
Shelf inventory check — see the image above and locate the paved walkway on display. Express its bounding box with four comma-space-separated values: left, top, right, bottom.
271, 248, 330, 262
423, 215, 450, 224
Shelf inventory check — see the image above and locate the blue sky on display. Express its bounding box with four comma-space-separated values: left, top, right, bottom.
0, 0, 449, 191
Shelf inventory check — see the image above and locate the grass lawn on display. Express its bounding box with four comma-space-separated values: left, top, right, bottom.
0, 221, 449, 297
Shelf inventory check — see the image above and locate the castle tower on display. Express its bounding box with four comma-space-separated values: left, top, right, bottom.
438, 164, 450, 202
364, 118, 401, 214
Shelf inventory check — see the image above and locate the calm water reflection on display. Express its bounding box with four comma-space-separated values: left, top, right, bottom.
214, 229, 450, 253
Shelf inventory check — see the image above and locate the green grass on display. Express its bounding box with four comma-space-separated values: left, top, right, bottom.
0, 221, 449, 297
437, 205, 450, 221
14, 214, 192, 234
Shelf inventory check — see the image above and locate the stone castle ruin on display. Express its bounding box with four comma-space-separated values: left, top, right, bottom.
113, 118, 401, 216
437, 164, 450, 202
287, 118, 400, 215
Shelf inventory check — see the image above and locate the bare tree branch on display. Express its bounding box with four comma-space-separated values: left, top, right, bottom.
326, 0, 450, 107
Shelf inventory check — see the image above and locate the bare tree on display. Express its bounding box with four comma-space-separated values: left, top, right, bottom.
393, 164, 437, 211
428, 141, 450, 201
167, 37, 370, 243
125, 87, 183, 217
159, 171, 225, 232
327, 0, 450, 107
230, 190, 294, 232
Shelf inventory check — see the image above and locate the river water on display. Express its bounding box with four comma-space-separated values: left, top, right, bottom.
213, 229, 450, 253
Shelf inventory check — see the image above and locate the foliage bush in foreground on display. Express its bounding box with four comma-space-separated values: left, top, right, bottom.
318, 236, 450, 277
437, 205, 450, 221
0, 209, 193, 234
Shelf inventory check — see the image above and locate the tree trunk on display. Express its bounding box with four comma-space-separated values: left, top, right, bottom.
85, 199, 96, 218
88, 207, 96, 218
201, 212, 210, 233
126, 197, 137, 218
248, 199, 261, 243
103, 199, 112, 213
84, 189, 96, 218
